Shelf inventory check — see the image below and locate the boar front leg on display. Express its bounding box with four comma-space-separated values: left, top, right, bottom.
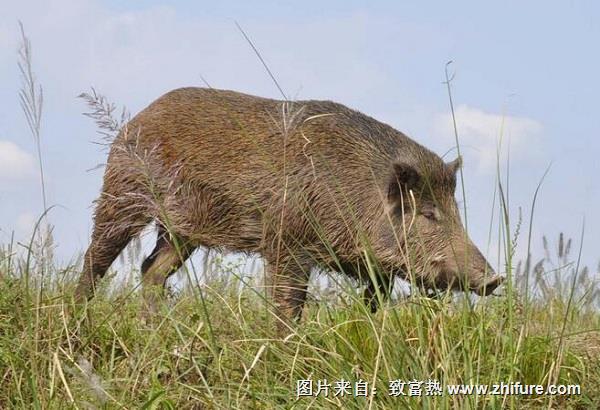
265, 251, 313, 332
363, 274, 392, 313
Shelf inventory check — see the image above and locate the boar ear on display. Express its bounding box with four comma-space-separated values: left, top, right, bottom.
387, 162, 421, 203
447, 156, 462, 175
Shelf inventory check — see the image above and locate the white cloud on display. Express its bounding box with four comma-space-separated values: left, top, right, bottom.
434, 105, 543, 172
0, 140, 35, 179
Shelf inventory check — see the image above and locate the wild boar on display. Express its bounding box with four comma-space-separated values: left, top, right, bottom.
74, 87, 503, 328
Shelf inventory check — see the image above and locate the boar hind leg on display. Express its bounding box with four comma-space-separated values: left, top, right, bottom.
141, 227, 195, 313
363, 275, 392, 313
75, 197, 148, 303
266, 252, 313, 332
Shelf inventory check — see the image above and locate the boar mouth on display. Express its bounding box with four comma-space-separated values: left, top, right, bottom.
434, 271, 504, 296
472, 274, 504, 296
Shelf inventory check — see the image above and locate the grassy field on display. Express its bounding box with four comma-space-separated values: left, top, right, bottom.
2, 25, 599, 410
0, 241, 599, 409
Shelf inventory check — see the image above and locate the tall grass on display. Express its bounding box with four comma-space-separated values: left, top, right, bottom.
1, 26, 599, 410
1, 236, 598, 408
17, 22, 54, 275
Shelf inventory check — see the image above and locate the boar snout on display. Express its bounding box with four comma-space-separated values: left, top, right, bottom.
438, 243, 504, 296
472, 273, 504, 296
467, 250, 503, 295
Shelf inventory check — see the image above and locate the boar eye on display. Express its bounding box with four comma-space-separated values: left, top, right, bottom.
422, 206, 437, 220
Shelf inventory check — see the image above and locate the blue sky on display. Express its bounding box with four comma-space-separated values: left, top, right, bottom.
1, 0, 598, 273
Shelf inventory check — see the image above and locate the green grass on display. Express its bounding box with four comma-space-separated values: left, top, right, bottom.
0, 249, 599, 409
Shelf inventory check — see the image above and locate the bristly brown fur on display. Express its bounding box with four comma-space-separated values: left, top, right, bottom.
74, 87, 502, 330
